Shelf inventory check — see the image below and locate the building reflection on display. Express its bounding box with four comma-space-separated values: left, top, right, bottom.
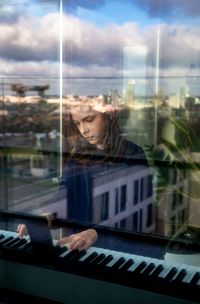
0, 79, 200, 242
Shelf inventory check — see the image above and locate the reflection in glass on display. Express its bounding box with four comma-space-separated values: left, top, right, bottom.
0, 0, 200, 251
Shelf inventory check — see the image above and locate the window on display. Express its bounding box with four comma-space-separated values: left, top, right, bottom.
133, 211, 138, 231
1, 0, 200, 248
120, 184, 127, 211
120, 219, 126, 229
115, 222, 119, 228
115, 186, 126, 213
139, 209, 143, 231
146, 204, 153, 227
133, 179, 139, 205
140, 177, 144, 202
147, 175, 153, 198
100, 192, 109, 221
33, 157, 44, 169
115, 188, 119, 214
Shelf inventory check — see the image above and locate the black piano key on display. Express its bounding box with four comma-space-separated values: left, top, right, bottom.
19, 242, 32, 251
111, 257, 126, 269
99, 254, 113, 266
3, 237, 21, 248
165, 267, 177, 281
89, 253, 106, 265
0, 236, 14, 246
132, 261, 147, 274
190, 271, 200, 285
119, 258, 134, 271
11, 238, 27, 249
55, 245, 68, 255
142, 263, 155, 275
69, 250, 87, 262
81, 252, 99, 263
150, 264, 164, 277
172, 269, 187, 282
72, 250, 87, 261
0, 234, 5, 240
64, 249, 80, 260
0, 235, 11, 243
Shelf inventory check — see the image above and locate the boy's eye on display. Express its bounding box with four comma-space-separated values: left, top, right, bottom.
85, 116, 95, 122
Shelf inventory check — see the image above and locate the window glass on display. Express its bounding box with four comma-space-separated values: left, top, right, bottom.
133, 179, 139, 205
133, 211, 138, 231
0, 0, 200, 253
120, 185, 127, 212
0, 0, 60, 214
100, 192, 109, 222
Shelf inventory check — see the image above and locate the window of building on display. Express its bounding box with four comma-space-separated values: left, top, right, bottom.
33, 157, 44, 169
133, 211, 138, 231
139, 209, 143, 231
120, 184, 127, 211
140, 177, 144, 202
115, 187, 119, 214
147, 175, 153, 198
100, 192, 109, 221
120, 218, 126, 229
133, 179, 139, 205
115, 222, 119, 228
146, 203, 153, 227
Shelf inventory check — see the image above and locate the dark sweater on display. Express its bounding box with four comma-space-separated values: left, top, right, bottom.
58, 139, 149, 223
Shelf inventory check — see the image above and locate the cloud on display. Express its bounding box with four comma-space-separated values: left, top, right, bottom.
127, 0, 200, 18
0, 1, 27, 24
62, 15, 200, 76
158, 24, 200, 68
0, 13, 59, 62
0, 58, 59, 77
62, 15, 142, 70
0, 11, 199, 82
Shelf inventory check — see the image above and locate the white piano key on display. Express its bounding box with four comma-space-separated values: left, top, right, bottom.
2, 228, 200, 287
0, 231, 11, 238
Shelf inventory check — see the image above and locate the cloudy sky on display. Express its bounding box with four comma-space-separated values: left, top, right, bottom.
0, 0, 199, 95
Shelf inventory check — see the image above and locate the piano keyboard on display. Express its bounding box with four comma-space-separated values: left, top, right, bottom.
1, 229, 200, 288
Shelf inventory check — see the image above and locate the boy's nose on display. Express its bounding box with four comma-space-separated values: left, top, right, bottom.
81, 124, 89, 135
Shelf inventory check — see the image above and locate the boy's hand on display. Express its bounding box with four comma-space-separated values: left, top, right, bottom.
57, 229, 97, 251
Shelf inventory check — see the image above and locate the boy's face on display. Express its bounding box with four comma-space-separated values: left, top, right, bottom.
71, 107, 108, 149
